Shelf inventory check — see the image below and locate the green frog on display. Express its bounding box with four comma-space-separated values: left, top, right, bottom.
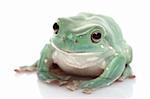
15, 13, 135, 91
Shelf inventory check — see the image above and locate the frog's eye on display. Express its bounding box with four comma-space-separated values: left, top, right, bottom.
53, 23, 59, 34
91, 32, 102, 43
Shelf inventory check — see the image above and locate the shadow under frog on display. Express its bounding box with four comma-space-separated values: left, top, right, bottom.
37, 77, 135, 97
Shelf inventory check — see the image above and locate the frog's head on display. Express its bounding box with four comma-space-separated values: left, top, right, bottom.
51, 13, 123, 53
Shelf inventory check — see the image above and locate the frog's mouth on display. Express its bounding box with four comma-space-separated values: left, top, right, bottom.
51, 41, 101, 56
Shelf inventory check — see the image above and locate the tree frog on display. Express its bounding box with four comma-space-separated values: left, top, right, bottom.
15, 13, 135, 91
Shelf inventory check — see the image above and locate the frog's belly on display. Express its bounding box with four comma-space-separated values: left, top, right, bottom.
52, 50, 106, 77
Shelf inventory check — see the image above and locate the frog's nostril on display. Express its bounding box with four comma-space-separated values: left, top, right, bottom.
62, 37, 65, 41
74, 39, 78, 43
60, 35, 66, 41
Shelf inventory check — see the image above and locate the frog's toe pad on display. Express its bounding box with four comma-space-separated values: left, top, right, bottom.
129, 75, 136, 79
82, 88, 95, 94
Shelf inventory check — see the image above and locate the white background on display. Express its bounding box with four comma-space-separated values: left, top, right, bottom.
0, 0, 149, 99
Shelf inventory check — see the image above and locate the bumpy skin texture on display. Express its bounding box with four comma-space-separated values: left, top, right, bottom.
37, 13, 134, 89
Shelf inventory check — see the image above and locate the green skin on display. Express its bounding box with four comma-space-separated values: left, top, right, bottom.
36, 13, 133, 89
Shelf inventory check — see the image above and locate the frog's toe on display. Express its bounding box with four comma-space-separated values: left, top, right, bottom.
129, 75, 136, 79
82, 88, 95, 94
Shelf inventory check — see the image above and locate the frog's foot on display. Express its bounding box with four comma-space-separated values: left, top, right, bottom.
43, 76, 72, 85
14, 62, 37, 73
65, 80, 83, 91
44, 79, 69, 86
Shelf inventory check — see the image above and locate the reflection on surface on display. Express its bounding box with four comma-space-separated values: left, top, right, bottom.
37, 78, 135, 99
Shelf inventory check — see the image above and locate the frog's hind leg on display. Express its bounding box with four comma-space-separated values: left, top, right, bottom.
14, 61, 37, 72
117, 64, 135, 82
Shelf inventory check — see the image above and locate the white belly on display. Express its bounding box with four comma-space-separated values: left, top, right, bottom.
52, 48, 107, 77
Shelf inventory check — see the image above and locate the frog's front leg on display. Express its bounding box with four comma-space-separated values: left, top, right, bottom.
80, 54, 126, 89
37, 43, 64, 81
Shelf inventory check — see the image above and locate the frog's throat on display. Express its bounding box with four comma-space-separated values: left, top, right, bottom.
51, 41, 116, 76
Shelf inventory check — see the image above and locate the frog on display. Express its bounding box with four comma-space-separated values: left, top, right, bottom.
15, 12, 135, 91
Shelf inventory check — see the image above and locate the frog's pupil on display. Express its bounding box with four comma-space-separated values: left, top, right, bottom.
91, 32, 102, 43
93, 32, 101, 39
53, 23, 59, 34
